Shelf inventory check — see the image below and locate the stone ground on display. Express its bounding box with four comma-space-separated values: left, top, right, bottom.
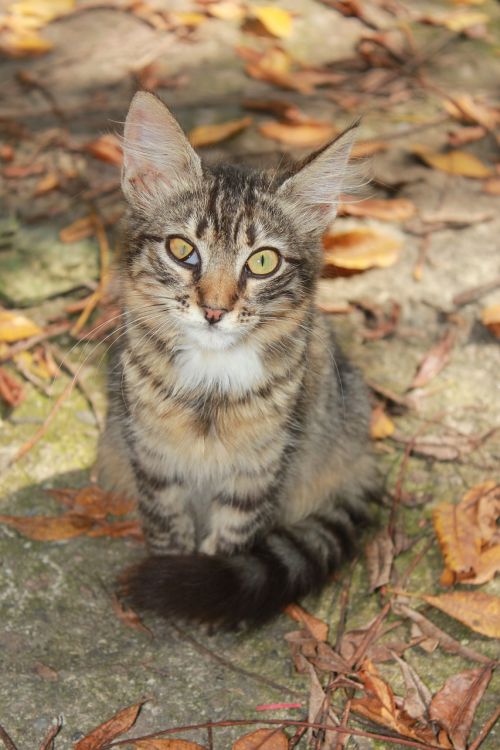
0, 1, 499, 748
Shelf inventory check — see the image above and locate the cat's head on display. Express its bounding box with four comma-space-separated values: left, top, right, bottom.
120, 92, 356, 353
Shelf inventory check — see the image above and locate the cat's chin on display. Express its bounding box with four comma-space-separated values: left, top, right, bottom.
185, 324, 241, 352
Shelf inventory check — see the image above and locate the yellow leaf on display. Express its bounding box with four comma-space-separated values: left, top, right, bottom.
466, 545, 500, 585
0, 31, 53, 56
420, 11, 488, 32
258, 120, 336, 147
481, 304, 500, 337
433, 502, 482, 575
370, 405, 395, 439
207, 1, 245, 22
323, 228, 402, 271
422, 591, 500, 638
232, 729, 288, 750
412, 146, 492, 178
0, 310, 42, 342
249, 6, 293, 38
188, 117, 252, 148
171, 12, 206, 27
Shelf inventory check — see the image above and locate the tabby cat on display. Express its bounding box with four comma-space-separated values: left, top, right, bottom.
97, 92, 376, 627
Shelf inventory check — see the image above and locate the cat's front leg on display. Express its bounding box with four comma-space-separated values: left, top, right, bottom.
200, 484, 276, 556
132, 463, 195, 555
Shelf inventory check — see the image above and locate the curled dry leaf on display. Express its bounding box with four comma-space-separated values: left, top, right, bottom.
412, 145, 492, 178
248, 5, 293, 38
339, 197, 416, 222
429, 666, 493, 750
232, 729, 288, 750
393, 654, 432, 721
433, 502, 481, 576
48, 485, 135, 519
258, 120, 336, 148
422, 591, 500, 638
284, 603, 329, 641
188, 117, 252, 148
323, 227, 402, 272
134, 741, 204, 750
0, 367, 25, 407
0, 310, 42, 342
443, 94, 499, 131
365, 529, 395, 591
0, 513, 93, 541
75, 702, 144, 750
85, 134, 123, 166
410, 328, 456, 389
481, 304, 500, 337
237, 46, 310, 94
87, 520, 144, 540
370, 405, 395, 440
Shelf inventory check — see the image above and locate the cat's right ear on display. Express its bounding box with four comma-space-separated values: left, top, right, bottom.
122, 92, 202, 203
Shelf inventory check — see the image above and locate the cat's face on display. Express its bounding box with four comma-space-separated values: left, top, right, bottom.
121, 93, 356, 353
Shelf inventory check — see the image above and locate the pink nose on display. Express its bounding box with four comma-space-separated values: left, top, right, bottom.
203, 306, 226, 324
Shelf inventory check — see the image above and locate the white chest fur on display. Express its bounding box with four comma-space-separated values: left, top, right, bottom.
173, 340, 265, 395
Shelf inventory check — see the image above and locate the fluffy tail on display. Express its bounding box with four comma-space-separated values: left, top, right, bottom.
123, 502, 372, 628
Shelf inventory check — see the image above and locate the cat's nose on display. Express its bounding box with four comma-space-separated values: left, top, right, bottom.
203, 306, 226, 325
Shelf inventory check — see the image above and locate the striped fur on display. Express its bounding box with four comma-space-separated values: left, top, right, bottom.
97, 92, 377, 626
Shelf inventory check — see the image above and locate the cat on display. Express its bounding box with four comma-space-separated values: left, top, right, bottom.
97, 91, 377, 627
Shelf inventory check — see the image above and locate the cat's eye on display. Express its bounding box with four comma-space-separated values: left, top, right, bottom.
167, 236, 199, 267
246, 248, 280, 277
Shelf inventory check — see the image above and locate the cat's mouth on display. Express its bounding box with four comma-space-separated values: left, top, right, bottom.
184, 321, 242, 352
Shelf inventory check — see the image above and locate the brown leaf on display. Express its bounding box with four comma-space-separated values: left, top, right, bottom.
432, 502, 481, 576
393, 655, 432, 721
243, 98, 307, 123
87, 520, 144, 540
351, 140, 388, 158
75, 702, 144, 750
419, 11, 489, 32
48, 486, 135, 519
0, 367, 25, 407
258, 120, 336, 147
134, 741, 204, 750
284, 603, 329, 641
3, 162, 45, 178
0, 310, 42, 342
448, 125, 487, 147
410, 328, 455, 389
422, 591, 500, 638
483, 177, 500, 195
0, 513, 93, 541
339, 198, 416, 222
232, 729, 288, 750
323, 227, 403, 272
111, 594, 153, 637
188, 117, 252, 148
481, 304, 500, 337
365, 529, 395, 590
34, 172, 59, 195
237, 46, 312, 94
412, 146, 492, 178
84, 135, 123, 166
370, 405, 395, 439
429, 666, 493, 750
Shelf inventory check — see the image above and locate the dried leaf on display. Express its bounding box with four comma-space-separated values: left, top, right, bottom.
258, 120, 336, 147
393, 655, 432, 721
429, 667, 493, 750
0, 311, 42, 343
483, 177, 500, 195
412, 146, 492, 178
0, 31, 53, 57
365, 529, 395, 590
433, 502, 481, 576
0, 366, 24, 406
134, 741, 204, 750
340, 198, 415, 222
420, 11, 489, 32
3, 162, 45, 178
232, 729, 288, 750
284, 603, 329, 641
467, 545, 500, 585
87, 520, 143, 540
248, 6, 293, 38
448, 125, 486, 147
481, 304, 500, 337
59, 215, 95, 243
75, 702, 144, 750
370, 405, 395, 439
207, 2, 245, 22
243, 97, 306, 122
422, 591, 500, 638
323, 228, 402, 271
171, 11, 206, 27
34, 172, 59, 195
443, 95, 499, 131
48, 486, 135, 519
238, 46, 312, 94
188, 117, 252, 148
351, 140, 388, 158
85, 135, 123, 166
410, 329, 455, 389
0, 513, 93, 541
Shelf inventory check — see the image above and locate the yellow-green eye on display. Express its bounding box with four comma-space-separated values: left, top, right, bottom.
168, 236, 197, 264
246, 249, 280, 276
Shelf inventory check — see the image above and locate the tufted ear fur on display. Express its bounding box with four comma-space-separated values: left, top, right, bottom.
122, 91, 202, 204
278, 122, 359, 232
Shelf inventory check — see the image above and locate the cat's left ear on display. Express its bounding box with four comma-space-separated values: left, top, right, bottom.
278, 122, 359, 231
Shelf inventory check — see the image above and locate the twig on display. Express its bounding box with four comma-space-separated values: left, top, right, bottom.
453, 276, 500, 307
206, 722, 213, 750
39, 717, 63, 750
0, 321, 72, 363
71, 213, 111, 336
468, 705, 500, 750
103, 717, 446, 750
335, 560, 356, 653
334, 697, 353, 750
413, 232, 431, 282
349, 601, 392, 670
170, 623, 305, 698
0, 725, 18, 750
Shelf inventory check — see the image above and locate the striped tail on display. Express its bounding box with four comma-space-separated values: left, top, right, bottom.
123, 502, 371, 628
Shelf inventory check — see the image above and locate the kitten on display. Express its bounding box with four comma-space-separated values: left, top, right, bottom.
97, 92, 376, 627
